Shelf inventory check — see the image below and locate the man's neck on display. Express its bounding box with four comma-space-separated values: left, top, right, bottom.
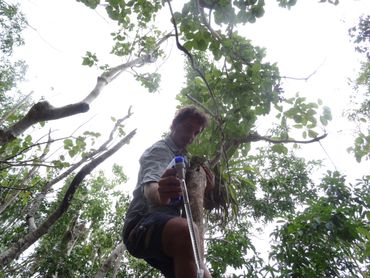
169, 134, 186, 153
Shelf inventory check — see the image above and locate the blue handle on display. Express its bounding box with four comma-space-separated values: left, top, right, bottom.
175, 156, 184, 163
170, 156, 184, 205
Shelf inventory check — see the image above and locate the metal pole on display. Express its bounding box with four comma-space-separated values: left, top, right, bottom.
175, 156, 204, 278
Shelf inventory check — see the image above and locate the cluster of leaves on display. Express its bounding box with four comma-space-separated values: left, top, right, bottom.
347, 15, 370, 162
79, 0, 165, 93
0, 0, 27, 93
17, 168, 129, 277
270, 171, 369, 277
207, 217, 263, 277
175, 2, 331, 168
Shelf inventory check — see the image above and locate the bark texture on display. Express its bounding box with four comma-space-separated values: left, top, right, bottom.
186, 157, 208, 259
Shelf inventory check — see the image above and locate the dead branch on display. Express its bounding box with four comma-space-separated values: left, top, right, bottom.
0, 129, 136, 267
281, 58, 326, 82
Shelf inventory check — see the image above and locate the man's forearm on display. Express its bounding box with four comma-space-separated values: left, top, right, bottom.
144, 182, 161, 205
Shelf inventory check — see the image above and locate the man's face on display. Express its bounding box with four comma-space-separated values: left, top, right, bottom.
171, 116, 203, 149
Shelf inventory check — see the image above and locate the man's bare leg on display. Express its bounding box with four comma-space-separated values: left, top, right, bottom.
162, 217, 211, 278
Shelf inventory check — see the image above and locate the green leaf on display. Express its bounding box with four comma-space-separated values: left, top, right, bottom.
323, 106, 332, 121
193, 37, 208, 51
308, 129, 318, 138
63, 139, 73, 149
320, 115, 328, 126
271, 144, 288, 154
183, 40, 193, 51
82, 51, 98, 67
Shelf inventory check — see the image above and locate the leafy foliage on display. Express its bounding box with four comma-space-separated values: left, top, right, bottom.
0, 0, 27, 93
270, 172, 369, 277
21, 169, 129, 277
347, 15, 370, 162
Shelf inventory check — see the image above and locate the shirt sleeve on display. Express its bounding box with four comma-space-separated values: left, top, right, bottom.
138, 143, 173, 186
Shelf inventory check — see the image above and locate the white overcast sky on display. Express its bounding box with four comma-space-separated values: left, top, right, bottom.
13, 0, 370, 192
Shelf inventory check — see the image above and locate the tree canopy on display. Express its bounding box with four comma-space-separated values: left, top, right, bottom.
0, 0, 369, 277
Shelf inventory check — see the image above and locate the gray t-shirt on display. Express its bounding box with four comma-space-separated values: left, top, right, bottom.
123, 136, 186, 229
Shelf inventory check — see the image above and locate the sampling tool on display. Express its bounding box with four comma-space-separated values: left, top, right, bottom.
174, 156, 204, 278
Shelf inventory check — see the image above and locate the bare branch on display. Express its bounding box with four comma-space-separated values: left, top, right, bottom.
0, 185, 37, 191
83, 33, 172, 104
0, 33, 171, 146
281, 58, 326, 81
0, 101, 89, 146
1, 136, 68, 162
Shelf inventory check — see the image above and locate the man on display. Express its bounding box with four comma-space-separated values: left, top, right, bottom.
123, 106, 212, 278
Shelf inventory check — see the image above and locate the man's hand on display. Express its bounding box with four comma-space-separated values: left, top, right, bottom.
158, 168, 182, 204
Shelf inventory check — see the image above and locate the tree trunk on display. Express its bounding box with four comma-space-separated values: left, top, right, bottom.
186, 158, 208, 260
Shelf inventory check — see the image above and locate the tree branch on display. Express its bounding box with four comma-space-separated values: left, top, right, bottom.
166, 0, 221, 122
0, 129, 136, 267
0, 131, 51, 217
0, 33, 171, 147
83, 33, 172, 104
94, 242, 126, 278
210, 131, 328, 168
24, 110, 134, 233
186, 94, 217, 119
236, 132, 328, 145
281, 58, 326, 82
0, 101, 89, 146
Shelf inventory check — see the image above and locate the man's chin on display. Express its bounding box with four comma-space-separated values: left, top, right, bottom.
184, 140, 192, 147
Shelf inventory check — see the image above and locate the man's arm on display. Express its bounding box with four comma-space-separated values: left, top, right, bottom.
143, 182, 161, 205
